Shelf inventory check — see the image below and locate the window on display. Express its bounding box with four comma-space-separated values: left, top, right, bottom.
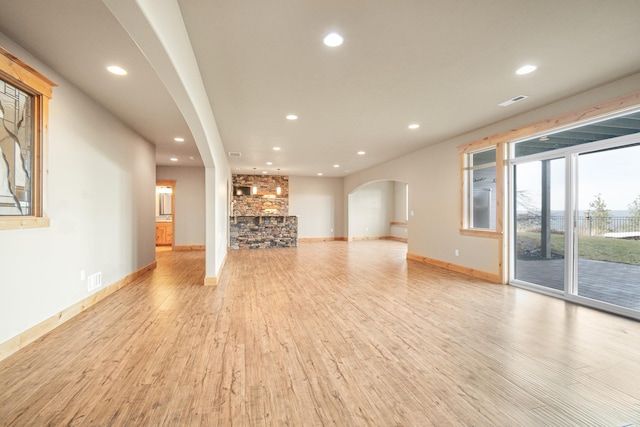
467, 148, 496, 229
0, 79, 34, 215
0, 46, 54, 230
460, 145, 503, 235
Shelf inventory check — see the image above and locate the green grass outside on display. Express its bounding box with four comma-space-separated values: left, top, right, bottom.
517, 231, 640, 266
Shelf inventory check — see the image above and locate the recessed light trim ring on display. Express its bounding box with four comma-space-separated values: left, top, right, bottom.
516, 64, 537, 75
107, 65, 127, 75
323, 32, 344, 47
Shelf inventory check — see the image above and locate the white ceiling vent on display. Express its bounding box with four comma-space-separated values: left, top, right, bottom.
228, 151, 242, 157
498, 95, 528, 107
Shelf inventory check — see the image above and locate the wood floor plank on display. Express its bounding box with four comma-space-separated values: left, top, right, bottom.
1, 241, 640, 425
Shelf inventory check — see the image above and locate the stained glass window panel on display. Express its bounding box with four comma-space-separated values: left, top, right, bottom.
0, 79, 34, 216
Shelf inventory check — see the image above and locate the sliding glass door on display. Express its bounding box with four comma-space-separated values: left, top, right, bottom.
576, 144, 640, 311
513, 158, 565, 292
510, 109, 640, 318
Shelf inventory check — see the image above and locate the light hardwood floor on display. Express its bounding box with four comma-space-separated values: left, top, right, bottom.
1, 241, 640, 426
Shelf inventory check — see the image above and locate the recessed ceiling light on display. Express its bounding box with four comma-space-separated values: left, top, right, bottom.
262, 171, 268, 174
189, 156, 195, 160
333, 164, 340, 168
286, 114, 298, 120
357, 151, 366, 155
516, 64, 537, 75
408, 124, 420, 129
323, 32, 343, 47
317, 172, 323, 176
266, 161, 273, 165
273, 147, 281, 151
174, 137, 185, 142
107, 65, 127, 75
170, 157, 178, 162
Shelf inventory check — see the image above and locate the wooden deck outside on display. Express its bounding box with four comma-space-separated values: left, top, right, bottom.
1, 241, 639, 425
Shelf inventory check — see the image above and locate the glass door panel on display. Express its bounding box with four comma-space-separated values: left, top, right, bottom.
576, 145, 640, 310
514, 158, 565, 290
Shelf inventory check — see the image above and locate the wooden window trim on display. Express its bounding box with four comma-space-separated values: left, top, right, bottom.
459, 143, 506, 237
0, 46, 56, 230
0, 216, 50, 230
459, 91, 640, 155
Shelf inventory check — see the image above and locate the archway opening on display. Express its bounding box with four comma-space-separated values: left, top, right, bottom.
348, 180, 409, 245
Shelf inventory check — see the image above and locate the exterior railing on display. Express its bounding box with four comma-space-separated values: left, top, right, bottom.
517, 214, 640, 237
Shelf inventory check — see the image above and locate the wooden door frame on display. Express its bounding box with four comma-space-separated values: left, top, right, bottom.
156, 180, 176, 248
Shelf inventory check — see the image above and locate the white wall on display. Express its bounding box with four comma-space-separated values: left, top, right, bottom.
393, 181, 408, 222
156, 166, 205, 246
289, 176, 344, 238
349, 181, 395, 239
0, 33, 157, 345
390, 181, 408, 240
345, 72, 640, 277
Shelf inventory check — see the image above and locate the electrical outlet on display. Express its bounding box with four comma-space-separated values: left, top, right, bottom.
80, 270, 86, 281
455, 249, 459, 256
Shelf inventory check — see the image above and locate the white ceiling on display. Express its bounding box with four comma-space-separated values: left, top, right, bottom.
0, 1, 639, 176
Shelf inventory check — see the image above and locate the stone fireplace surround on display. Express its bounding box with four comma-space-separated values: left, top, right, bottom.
230, 174, 297, 249
229, 216, 298, 249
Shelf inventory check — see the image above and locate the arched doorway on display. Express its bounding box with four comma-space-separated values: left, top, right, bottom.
348, 180, 408, 244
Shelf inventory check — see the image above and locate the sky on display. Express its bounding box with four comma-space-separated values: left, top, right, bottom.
515, 144, 640, 212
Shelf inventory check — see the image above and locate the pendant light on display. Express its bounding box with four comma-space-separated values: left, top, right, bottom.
276, 169, 282, 196
252, 168, 258, 195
